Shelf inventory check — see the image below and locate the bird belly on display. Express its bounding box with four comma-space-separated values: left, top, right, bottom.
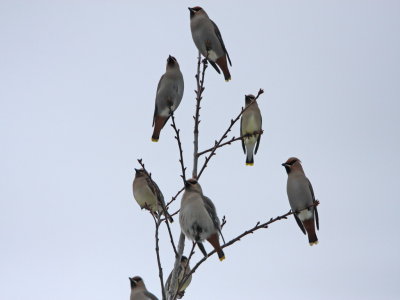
297, 209, 313, 222
156, 77, 183, 117
243, 114, 260, 134
133, 187, 158, 211
180, 204, 214, 241
243, 115, 260, 145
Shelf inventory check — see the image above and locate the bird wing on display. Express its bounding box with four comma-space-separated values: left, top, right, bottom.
254, 114, 262, 154
144, 291, 159, 300
293, 214, 306, 235
145, 174, 166, 208
211, 20, 232, 66
153, 75, 165, 126
240, 117, 245, 154
203, 196, 225, 243
307, 178, 319, 230
208, 60, 221, 74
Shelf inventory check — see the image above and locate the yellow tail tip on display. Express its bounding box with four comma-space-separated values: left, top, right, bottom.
219, 256, 225, 262
246, 163, 254, 166
151, 138, 159, 142
225, 78, 231, 82
309, 241, 319, 246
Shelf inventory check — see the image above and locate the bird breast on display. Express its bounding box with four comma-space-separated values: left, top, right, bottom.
133, 183, 158, 211
156, 74, 183, 116
287, 174, 313, 212
191, 17, 224, 61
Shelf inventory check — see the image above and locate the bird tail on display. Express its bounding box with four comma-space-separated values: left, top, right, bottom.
216, 56, 231, 82
245, 142, 255, 166
152, 116, 168, 142
246, 151, 254, 166
207, 233, 225, 261
303, 218, 318, 246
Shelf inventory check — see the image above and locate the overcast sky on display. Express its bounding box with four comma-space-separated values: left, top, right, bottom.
1, 1, 400, 299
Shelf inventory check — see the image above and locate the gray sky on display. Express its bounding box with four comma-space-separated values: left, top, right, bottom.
1, 1, 400, 299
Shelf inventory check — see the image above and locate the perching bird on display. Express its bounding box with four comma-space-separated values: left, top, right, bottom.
152, 55, 184, 142
132, 169, 173, 222
282, 157, 319, 245
189, 6, 232, 81
240, 94, 262, 166
129, 276, 158, 300
165, 256, 192, 299
179, 178, 225, 261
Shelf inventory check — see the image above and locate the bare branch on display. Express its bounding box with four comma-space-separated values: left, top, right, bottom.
220, 215, 227, 229
168, 52, 208, 300
180, 201, 320, 286
154, 215, 167, 300
196, 89, 264, 179
170, 111, 187, 184
192, 52, 208, 178
197, 130, 264, 157
166, 187, 184, 208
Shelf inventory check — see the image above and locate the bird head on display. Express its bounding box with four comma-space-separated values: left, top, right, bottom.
129, 276, 144, 289
184, 178, 203, 193
188, 6, 204, 18
134, 168, 146, 177
281, 157, 302, 174
245, 94, 256, 105
167, 55, 179, 69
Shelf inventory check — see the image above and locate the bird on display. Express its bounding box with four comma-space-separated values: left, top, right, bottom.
179, 178, 225, 261
165, 256, 192, 299
189, 6, 232, 81
282, 157, 319, 245
240, 94, 262, 166
132, 168, 174, 222
152, 55, 184, 142
129, 276, 158, 300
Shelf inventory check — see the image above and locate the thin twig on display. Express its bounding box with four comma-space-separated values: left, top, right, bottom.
170, 111, 187, 183
220, 215, 227, 229
154, 215, 167, 300
197, 89, 264, 179
180, 201, 320, 286
197, 130, 264, 157
192, 52, 208, 178
166, 187, 184, 208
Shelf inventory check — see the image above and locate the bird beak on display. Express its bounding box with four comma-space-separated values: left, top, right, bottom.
188, 7, 193, 12
184, 180, 190, 188
134, 168, 139, 173
281, 163, 288, 167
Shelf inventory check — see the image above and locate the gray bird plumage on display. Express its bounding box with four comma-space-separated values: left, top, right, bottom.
132, 169, 173, 222
189, 6, 232, 81
240, 94, 262, 166
129, 276, 158, 300
179, 179, 225, 261
152, 55, 184, 142
282, 157, 319, 245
